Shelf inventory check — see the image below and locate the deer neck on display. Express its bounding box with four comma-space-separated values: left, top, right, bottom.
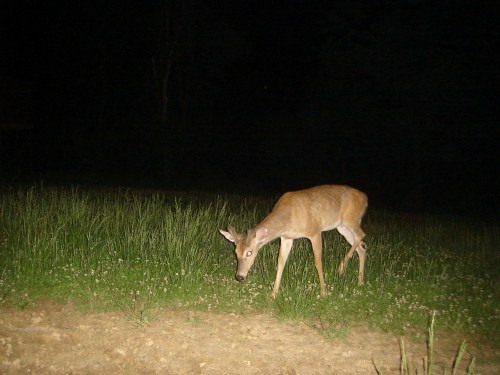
255, 212, 289, 246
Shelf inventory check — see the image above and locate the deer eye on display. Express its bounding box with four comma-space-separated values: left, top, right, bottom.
246, 251, 252, 257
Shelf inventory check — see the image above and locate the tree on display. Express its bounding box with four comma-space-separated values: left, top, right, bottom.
150, 1, 251, 186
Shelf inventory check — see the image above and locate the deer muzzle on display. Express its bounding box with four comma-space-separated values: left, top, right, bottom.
235, 274, 245, 282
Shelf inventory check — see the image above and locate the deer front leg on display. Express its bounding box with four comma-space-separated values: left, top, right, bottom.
271, 238, 293, 298
310, 234, 326, 296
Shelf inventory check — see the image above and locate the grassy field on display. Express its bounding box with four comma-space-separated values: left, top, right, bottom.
1, 186, 498, 345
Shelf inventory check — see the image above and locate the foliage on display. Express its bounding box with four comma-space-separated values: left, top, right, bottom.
372, 311, 477, 375
0, 186, 498, 346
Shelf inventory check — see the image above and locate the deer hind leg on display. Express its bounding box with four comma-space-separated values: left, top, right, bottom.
310, 234, 326, 296
356, 242, 367, 285
337, 224, 367, 285
271, 238, 293, 299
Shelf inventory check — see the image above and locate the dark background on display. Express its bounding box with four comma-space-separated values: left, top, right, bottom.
1, 0, 498, 215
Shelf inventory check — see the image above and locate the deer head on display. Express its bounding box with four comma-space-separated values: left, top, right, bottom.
219, 226, 269, 282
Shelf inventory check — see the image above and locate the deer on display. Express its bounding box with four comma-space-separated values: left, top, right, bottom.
219, 185, 368, 298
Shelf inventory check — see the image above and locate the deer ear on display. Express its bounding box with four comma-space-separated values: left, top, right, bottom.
219, 226, 240, 243
255, 227, 268, 241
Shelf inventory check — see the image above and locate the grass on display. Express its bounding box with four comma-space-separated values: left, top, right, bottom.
373, 311, 477, 375
0, 186, 498, 349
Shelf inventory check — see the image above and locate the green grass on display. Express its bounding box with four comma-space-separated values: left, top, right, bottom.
373, 311, 477, 375
0, 186, 498, 346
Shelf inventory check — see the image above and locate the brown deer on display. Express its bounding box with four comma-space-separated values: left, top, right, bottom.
219, 185, 368, 298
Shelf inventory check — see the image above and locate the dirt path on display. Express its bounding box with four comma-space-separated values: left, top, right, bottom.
0, 301, 497, 374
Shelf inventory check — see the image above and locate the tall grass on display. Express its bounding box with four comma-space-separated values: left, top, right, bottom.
0, 186, 498, 345
373, 311, 477, 375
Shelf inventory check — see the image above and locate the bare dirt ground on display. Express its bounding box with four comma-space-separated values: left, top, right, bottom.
0, 301, 497, 375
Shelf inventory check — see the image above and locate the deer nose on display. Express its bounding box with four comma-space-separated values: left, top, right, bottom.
235, 274, 245, 282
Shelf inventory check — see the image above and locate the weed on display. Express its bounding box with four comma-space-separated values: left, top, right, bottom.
373, 311, 477, 374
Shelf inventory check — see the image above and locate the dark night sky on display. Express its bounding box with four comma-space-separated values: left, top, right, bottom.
1, 1, 499, 215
